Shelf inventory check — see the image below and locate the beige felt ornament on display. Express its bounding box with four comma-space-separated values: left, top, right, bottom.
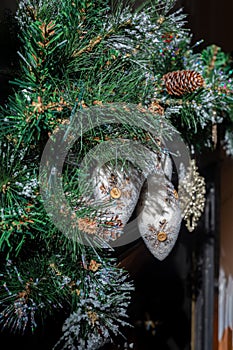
91, 161, 145, 242
137, 170, 182, 261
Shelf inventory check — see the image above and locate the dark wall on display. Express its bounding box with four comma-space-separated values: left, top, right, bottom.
0, 0, 17, 65
178, 0, 233, 52
0, 0, 18, 104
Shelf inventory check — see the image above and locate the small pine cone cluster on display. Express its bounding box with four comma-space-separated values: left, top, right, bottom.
148, 101, 164, 115
162, 70, 204, 96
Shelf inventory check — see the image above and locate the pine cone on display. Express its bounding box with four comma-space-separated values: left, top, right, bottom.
162, 70, 204, 96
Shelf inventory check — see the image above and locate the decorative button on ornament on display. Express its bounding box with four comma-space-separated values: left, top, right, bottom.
110, 187, 122, 199
173, 189, 179, 199
157, 231, 167, 242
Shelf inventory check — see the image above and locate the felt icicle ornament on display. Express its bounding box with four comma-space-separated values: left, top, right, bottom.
136, 159, 182, 261
91, 161, 145, 242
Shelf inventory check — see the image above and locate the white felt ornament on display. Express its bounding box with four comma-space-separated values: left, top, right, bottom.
91, 161, 145, 242
137, 171, 182, 261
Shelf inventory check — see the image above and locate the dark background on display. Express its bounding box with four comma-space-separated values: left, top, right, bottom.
0, 1, 232, 349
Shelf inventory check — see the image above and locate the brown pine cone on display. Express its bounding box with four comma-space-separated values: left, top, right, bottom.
162, 70, 204, 96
